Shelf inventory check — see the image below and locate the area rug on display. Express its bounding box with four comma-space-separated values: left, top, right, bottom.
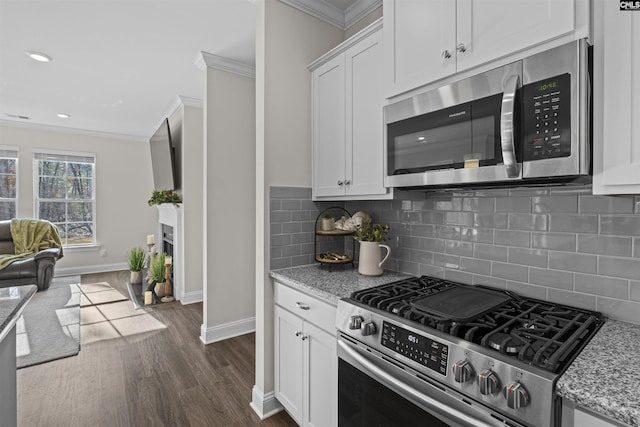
16, 276, 82, 369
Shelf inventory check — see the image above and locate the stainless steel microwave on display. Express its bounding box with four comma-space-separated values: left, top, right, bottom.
384, 39, 591, 190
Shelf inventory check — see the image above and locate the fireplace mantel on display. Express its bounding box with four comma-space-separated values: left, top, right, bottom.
157, 204, 183, 301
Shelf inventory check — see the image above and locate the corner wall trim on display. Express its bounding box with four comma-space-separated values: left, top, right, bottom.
195, 51, 256, 79
180, 290, 203, 305
199, 317, 256, 345
250, 385, 284, 420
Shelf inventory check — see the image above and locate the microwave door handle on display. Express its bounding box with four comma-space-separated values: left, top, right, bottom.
500, 74, 521, 178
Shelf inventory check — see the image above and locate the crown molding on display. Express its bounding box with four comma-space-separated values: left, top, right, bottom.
0, 119, 147, 142
345, 0, 381, 29
308, 17, 381, 71
280, 0, 381, 30
195, 51, 255, 79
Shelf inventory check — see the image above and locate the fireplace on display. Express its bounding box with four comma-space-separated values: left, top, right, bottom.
157, 204, 183, 301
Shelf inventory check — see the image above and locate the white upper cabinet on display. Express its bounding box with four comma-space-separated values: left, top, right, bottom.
592, 0, 640, 194
310, 19, 392, 201
383, 0, 456, 97
384, 0, 584, 98
456, 0, 575, 71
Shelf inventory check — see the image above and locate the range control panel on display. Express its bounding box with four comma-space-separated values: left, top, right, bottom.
522, 73, 571, 161
381, 321, 448, 376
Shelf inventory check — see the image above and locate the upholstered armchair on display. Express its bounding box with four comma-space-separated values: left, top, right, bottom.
0, 219, 63, 291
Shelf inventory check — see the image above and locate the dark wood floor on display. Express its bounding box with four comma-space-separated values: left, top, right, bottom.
17, 271, 297, 427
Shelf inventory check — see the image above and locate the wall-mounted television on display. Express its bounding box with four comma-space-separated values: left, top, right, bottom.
149, 118, 177, 190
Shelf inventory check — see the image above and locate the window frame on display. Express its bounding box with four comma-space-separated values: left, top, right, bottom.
0, 147, 19, 221
33, 149, 97, 248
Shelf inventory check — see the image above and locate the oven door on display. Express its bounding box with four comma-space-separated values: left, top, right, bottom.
384, 61, 523, 189
337, 338, 523, 427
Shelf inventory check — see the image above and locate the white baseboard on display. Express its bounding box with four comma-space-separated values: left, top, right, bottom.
180, 290, 203, 305
250, 385, 284, 420
55, 262, 128, 277
199, 317, 256, 345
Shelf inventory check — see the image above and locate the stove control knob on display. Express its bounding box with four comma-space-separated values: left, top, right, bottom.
478, 369, 501, 395
452, 360, 474, 383
349, 315, 363, 330
360, 320, 376, 336
503, 382, 530, 409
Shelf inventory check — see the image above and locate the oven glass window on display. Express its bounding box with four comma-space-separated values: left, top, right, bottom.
387, 93, 503, 175
338, 359, 450, 427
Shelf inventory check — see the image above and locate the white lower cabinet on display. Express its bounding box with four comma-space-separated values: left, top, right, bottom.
274, 283, 337, 427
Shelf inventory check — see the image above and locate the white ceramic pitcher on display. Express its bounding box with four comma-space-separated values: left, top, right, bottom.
358, 241, 391, 276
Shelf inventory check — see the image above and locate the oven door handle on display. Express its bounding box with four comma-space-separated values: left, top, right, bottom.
500, 74, 521, 178
338, 340, 496, 427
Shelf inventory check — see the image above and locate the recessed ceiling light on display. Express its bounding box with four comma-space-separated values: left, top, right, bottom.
26, 51, 52, 62
57, 113, 70, 119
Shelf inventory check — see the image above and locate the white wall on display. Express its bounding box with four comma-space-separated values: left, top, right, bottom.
0, 124, 156, 275
202, 66, 256, 343
253, 0, 344, 416
179, 103, 204, 301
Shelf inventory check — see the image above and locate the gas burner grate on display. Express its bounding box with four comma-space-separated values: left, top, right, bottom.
349, 276, 604, 374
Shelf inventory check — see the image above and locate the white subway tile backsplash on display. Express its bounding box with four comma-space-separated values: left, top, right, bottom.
548, 251, 597, 274
531, 232, 576, 251
271, 186, 640, 323
577, 235, 632, 257
507, 247, 548, 268
574, 273, 629, 299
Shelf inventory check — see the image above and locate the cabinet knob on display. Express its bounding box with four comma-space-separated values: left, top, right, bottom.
301, 335, 309, 341
442, 49, 452, 59
295, 331, 302, 337
457, 43, 467, 53
337, 180, 344, 186
344, 179, 351, 186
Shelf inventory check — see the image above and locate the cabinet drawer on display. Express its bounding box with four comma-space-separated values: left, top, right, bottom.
274, 282, 337, 334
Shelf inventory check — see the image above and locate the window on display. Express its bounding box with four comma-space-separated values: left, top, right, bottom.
34, 151, 95, 246
0, 148, 18, 221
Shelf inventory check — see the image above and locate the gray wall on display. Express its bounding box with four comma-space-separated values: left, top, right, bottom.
271, 185, 640, 325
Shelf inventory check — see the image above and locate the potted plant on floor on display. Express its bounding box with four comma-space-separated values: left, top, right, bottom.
127, 247, 145, 284
353, 223, 391, 276
149, 252, 167, 298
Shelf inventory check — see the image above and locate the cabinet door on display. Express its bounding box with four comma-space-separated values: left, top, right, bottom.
593, 0, 640, 194
456, 0, 575, 71
303, 322, 337, 427
312, 55, 346, 198
345, 29, 387, 197
383, 0, 456, 97
274, 306, 304, 424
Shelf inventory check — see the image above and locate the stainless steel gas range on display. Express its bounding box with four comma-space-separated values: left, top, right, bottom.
336, 276, 604, 427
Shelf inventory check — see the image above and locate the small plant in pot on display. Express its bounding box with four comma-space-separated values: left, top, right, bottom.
149, 252, 167, 297
353, 224, 391, 276
127, 247, 145, 284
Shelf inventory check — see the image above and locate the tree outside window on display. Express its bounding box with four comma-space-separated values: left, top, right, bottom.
34, 152, 95, 246
0, 149, 18, 221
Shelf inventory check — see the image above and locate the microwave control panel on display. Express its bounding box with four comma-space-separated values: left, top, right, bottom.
522, 73, 571, 161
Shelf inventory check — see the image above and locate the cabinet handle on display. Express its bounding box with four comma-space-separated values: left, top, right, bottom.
457, 43, 467, 53
442, 50, 452, 59
296, 301, 310, 310
337, 180, 344, 186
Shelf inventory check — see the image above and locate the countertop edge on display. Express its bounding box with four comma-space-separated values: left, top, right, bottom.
270, 269, 339, 306
556, 319, 640, 427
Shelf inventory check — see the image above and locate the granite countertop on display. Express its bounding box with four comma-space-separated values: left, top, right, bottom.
0, 285, 37, 342
557, 319, 640, 427
270, 264, 411, 305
